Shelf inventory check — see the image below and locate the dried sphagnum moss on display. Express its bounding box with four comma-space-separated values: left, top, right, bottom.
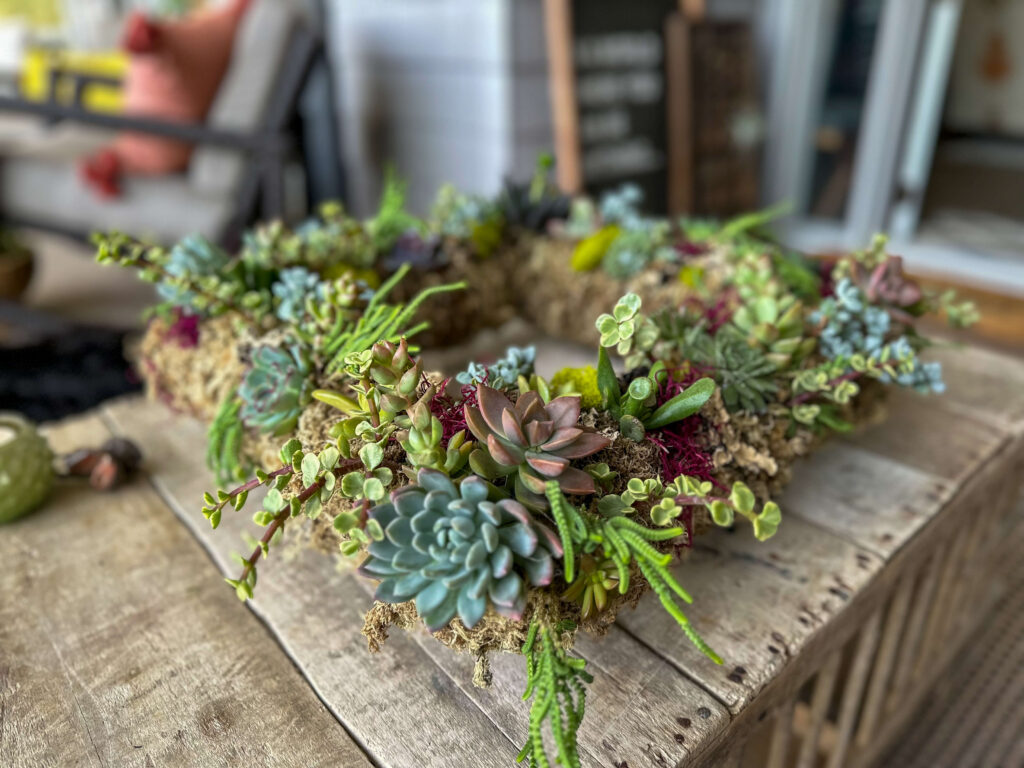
139, 314, 246, 419
362, 576, 648, 688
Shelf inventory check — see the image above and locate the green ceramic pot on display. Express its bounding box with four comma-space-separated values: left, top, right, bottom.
0, 413, 54, 524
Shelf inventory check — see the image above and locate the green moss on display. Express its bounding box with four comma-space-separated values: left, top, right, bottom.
550, 366, 602, 409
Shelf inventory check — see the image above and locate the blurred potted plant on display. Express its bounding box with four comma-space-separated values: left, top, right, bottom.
0, 228, 34, 300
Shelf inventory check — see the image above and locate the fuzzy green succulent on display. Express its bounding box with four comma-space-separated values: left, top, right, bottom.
314, 337, 426, 449
465, 386, 611, 508
239, 344, 313, 436
358, 469, 562, 630
400, 395, 473, 477
345, 337, 423, 412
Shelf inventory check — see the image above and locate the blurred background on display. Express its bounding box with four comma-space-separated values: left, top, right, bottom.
0, 0, 1021, 421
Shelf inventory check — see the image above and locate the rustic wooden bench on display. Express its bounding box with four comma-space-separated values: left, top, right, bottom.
3, 343, 1023, 768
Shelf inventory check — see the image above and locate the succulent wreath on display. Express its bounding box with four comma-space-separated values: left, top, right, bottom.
96, 160, 977, 766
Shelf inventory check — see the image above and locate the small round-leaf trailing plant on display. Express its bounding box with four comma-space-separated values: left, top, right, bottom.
98, 167, 977, 768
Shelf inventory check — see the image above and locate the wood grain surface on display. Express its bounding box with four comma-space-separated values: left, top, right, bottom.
0, 414, 371, 768
3, 341, 1022, 768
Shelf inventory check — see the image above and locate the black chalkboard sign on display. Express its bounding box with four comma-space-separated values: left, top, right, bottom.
545, 0, 681, 214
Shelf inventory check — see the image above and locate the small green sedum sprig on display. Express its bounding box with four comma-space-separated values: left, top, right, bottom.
94, 231, 271, 327
595, 292, 658, 370
202, 438, 368, 600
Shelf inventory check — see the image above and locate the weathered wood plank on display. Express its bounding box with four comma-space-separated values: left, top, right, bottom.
825, 609, 881, 768
102, 398, 524, 767
104, 396, 734, 767
795, 650, 840, 768
854, 575, 912, 748
765, 699, 795, 768
925, 344, 1024, 433
0, 413, 370, 768
617, 514, 883, 714
779, 442, 951, 559
406, 607, 731, 768
841, 388, 1008, 484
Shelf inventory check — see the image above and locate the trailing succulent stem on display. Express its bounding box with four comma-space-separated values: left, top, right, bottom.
94, 231, 267, 326
544, 483, 722, 663
202, 439, 364, 600
517, 621, 592, 768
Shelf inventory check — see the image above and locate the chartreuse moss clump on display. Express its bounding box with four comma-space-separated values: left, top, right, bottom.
99, 165, 976, 768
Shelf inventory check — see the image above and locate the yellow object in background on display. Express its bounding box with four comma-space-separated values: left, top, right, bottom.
21, 48, 127, 113
0, 0, 62, 30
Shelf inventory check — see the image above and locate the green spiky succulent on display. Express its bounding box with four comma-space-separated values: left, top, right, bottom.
400, 395, 473, 477
0, 413, 54, 524
465, 386, 611, 508
686, 330, 779, 412
358, 469, 562, 630
562, 554, 619, 619
730, 295, 815, 369
239, 344, 313, 436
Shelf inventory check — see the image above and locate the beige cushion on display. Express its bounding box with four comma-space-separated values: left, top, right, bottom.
2, 153, 233, 242
188, 0, 302, 196
0, 119, 112, 160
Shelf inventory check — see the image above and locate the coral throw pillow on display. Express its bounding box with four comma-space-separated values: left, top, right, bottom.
80, 0, 251, 197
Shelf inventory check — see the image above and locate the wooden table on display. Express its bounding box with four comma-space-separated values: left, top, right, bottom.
3, 344, 1024, 768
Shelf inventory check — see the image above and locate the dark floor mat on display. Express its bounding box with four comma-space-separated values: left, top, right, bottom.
0, 328, 141, 422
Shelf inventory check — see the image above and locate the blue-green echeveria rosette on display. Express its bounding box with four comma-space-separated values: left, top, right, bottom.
272, 266, 322, 324
238, 344, 313, 435
358, 469, 563, 631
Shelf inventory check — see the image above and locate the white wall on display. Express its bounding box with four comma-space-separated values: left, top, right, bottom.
324, 0, 762, 216
325, 0, 551, 215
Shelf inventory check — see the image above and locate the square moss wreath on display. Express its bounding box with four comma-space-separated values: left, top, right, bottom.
96, 165, 978, 767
